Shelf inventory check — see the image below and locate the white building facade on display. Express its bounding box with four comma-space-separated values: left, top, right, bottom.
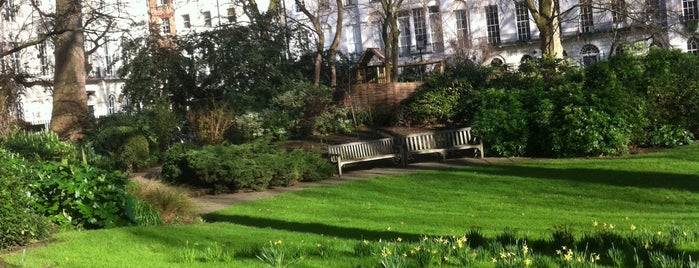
284, 0, 699, 69
1, 0, 149, 127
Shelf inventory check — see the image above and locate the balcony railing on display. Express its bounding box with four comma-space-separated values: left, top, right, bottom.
398, 43, 445, 57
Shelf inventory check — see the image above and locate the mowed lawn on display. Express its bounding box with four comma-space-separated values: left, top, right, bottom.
3, 144, 699, 267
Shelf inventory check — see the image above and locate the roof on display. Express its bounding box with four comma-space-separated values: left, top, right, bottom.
355, 48, 389, 68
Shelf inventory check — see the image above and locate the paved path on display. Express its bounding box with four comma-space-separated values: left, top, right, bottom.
131, 157, 528, 215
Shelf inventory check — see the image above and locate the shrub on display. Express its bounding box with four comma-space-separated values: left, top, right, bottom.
404, 79, 472, 126
1, 130, 78, 163
127, 179, 199, 224
550, 105, 630, 157
93, 126, 151, 171
472, 88, 528, 157
161, 142, 333, 193
0, 149, 49, 250
649, 125, 695, 148
186, 103, 235, 145
27, 161, 131, 229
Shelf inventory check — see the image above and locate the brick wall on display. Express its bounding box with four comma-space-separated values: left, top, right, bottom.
337, 82, 424, 110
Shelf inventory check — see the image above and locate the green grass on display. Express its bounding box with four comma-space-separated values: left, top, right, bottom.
3, 144, 699, 267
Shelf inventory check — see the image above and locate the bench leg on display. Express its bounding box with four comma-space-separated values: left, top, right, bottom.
337, 162, 343, 177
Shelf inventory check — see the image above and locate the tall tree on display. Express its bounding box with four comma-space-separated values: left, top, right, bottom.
522, 0, 564, 58
328, 0, 343, 87
51, 0, 89, 141
293, 0, 326, 85
379, 0, 404, 82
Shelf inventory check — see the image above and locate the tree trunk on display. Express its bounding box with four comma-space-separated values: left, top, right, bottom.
328, 0, 343, 87
525, 0, 564, 59
539, 17, 563, 58
51, 0, 89, 141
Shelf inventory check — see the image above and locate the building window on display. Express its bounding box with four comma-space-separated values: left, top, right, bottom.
344, 0, 355, 6
372, 21, 384, 50
203, 11, 212, 27
107, 94, 116, 115
182, 14, 191, 28
413, 8, 427, 51
295, 0, 304, 12
160, 17, 170, 35
38, 42, 49, 76
689, 38, 699, 55
3, 0, 16, 21
345, 24, 361, 54
398, 10, 412, 56
580, 0, 594, 33
515, 2, 531, 41
683, 0, 699, 22
428, 6, 444, 53
227, 8, 236, 23
580, 44, 600, 66
9, 42, 19, 70
455, 10, 470, 46
612, 0, 627, 24
485, 5, 500, 44
646, 0, 663, 20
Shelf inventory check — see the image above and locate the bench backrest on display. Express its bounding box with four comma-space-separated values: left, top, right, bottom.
403, 127, 475, 152
328, 137, 398, 162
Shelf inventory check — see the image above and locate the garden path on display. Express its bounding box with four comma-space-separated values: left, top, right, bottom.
130, 157, 527, 215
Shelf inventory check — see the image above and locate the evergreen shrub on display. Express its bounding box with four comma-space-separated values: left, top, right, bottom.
0, 149, 49, 250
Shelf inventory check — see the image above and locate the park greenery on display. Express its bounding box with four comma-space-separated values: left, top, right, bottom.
2, 19, 699, 267
2, 144, 699, 267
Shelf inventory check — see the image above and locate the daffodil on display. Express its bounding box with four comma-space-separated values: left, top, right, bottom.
630, 224, 637, 231
524, 258, 532, 266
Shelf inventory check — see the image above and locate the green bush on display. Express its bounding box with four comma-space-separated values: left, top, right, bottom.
1, 130, 78, 163
649, 125, 695, 148
27, 161, 132, 229
472, 88, 528, 157
0, 149, 49, 250
404, 79, 472, 126
93, 126, 151, 171
162, 142, 333, 193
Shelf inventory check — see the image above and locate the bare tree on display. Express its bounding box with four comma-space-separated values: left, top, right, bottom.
328, 0, 343, 87
379, 0, 404, 82
293, 0, 329, 85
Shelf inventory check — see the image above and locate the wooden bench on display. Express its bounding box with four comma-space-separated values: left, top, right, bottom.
402, 127, 483, 161
328, 137, 404, 176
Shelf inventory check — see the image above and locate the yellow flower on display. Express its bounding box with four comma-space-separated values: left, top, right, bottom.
524, 258, 532, 266
593, 220, 598, 227
523, 245, 529, 254
316, 243, 322, 248
630, 225, 637, 231
576, 257, 583, 263
609, 224, 615, 230
274, 240, 282, 246
363, 239, 369, 245
397, 237, 402, 242
491, 258, 497, 263
556, 250, 562, 255
657, 231, 663, 236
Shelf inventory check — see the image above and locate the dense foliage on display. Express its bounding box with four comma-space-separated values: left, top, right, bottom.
161, 142, 334, 193
27, 161, 132, 229
403, 50, 699, 157
0, 149, 49, 250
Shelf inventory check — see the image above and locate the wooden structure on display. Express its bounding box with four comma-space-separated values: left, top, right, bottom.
403, 127, 483, 160
354, 48, 390, 84
328, 137, 404, 176
328, 127, 483, 175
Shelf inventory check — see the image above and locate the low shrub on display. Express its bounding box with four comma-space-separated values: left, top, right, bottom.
161, 142, 333, 193
649, 125, 695, 148
93, 126, 151, 171
27, 161, 132, 229
0, 149, 49, 250
127, 179, 199, 225
1, 130, 78, 163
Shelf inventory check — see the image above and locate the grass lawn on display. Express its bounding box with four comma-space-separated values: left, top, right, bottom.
3, 144, 699, 267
